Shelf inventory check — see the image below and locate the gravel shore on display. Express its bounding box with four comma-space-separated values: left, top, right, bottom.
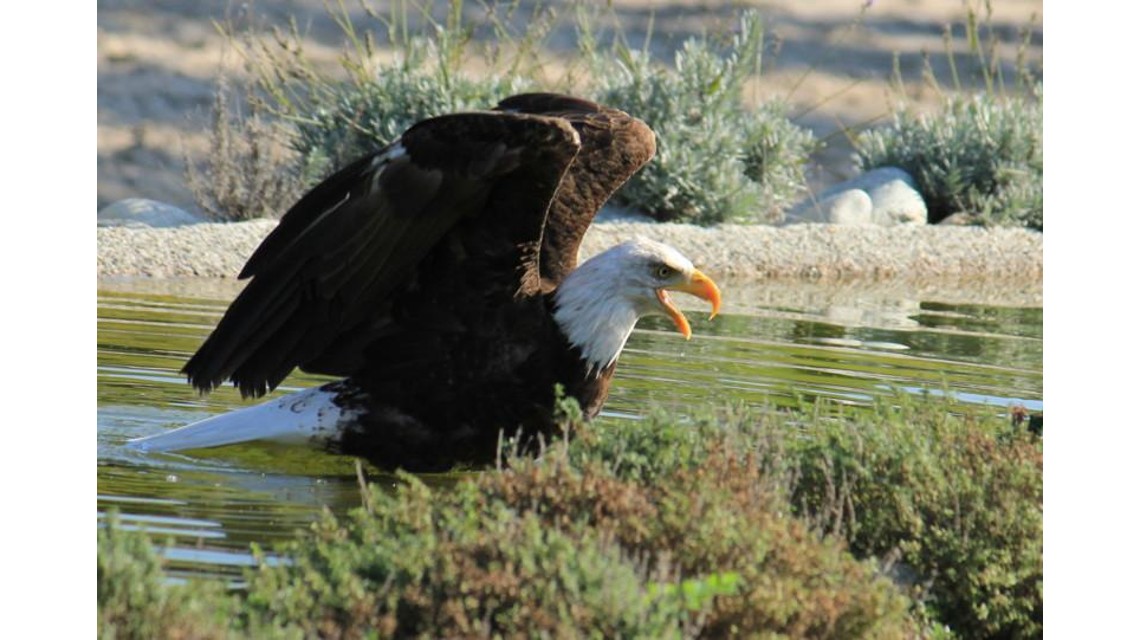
98, 219, 1043, 286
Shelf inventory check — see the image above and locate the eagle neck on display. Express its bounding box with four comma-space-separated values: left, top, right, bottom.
551, 260, 639, 374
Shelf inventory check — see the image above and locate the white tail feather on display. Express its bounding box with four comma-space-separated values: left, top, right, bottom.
127, 386, 350, 453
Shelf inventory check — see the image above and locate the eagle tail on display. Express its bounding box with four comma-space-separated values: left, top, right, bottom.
125, 385, 349, 453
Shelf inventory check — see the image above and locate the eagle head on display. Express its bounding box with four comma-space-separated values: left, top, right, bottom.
553, 237, 722, 372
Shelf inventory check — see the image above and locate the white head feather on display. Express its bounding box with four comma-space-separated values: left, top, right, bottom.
552, 237, 704, 373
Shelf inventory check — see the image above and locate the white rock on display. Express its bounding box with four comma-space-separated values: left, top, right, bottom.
97, 198, 203, 228
785, 188, 874, 225
784, 166, 927, 226
856, 167, 927, 225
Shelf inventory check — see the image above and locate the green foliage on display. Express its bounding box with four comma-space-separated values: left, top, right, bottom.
852, 0, 1042, 230
857, 87, 1043, 229
568, 394, 1042, 638
491, 437, 919, 638
186, 76, 308, 223
649, 571, 743, 613
98, 511, 236, 639
99, 394, 1040, 638
232, 447, 918, 637
569, 403, 767, 484
196, 5, 813, 225
586, 11, 815, 224
290, 45, 531, 181
241, 475, 690, 638
782, 393, 1044, 638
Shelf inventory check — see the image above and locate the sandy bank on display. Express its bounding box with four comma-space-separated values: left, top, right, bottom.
97, 220, 1042, 291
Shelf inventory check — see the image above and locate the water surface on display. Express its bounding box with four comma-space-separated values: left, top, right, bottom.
97, 277, 1042, 580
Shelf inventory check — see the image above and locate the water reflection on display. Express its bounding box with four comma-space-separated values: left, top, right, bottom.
97, 276, 1042, 578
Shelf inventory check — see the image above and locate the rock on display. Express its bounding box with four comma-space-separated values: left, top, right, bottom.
786, 189, 874, 225
785, 166, 927, 226
97, 198, 203, 228
857, 167, 927, 224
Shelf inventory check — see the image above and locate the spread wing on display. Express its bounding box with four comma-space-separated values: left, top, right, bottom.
183, 110, 581, 397
494, 94, 657, 286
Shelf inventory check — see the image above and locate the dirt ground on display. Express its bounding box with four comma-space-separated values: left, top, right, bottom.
96, 0, 1042, 213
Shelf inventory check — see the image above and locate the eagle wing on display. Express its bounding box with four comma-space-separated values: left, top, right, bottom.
183, 109, 581, 397
494, 94, 657, 286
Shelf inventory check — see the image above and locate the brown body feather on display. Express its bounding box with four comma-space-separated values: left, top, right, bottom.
181, 94, 655, 471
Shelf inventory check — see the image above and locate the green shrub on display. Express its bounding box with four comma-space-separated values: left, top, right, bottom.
783, 394, 1043, 638
856, 87, 1043, 229
587, 11, 814, 224
573, 394, 1042, 638
198, 5, 813, 224
490, 447, 920, 638
241, 476, 690, 638
98, 511, 236, 639
237, 448, 918, 638
100, 394, 1039, 638
185, 76, 308, 222
290, 50, 530, 180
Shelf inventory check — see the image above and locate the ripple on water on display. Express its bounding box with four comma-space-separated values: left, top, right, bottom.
97, 278, 1042, 578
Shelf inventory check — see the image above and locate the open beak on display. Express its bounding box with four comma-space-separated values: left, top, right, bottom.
655, 269, 722, 340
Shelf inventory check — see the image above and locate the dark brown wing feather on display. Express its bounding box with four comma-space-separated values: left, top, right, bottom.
494, 94, 657, 287
182, 111, 581, 397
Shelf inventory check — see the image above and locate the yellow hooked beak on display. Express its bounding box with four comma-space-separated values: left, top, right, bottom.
654, 269, 722, 340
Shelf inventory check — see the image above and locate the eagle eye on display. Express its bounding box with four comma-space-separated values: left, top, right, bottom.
653, 264, 674, 280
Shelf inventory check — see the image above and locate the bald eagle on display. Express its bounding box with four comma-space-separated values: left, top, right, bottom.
128, 94, 721, 471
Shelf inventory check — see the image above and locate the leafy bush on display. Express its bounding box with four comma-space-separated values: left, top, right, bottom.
98, 511, 236, 639
782, 394, 1044, 638
185, 76, 308, 222
241, 476, 689, 638
194, 6, 813, 225
233, 443, 917, 638
489, 446, 919, 638
856, 87, 1043, 229
572, 394, 1042, 639
99, 394, 1040, 638
587, 11, 815, 224
289, 46, 530, 180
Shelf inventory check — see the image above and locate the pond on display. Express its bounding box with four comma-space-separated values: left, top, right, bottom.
97, 276, 1042, 582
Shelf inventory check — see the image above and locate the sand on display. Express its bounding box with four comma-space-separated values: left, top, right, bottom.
97, 0, 1043, 209
97, 217, 1042, 287
96, 0, 1043, 288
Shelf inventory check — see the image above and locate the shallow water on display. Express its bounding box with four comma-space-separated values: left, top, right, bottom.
97, 277, 1042, 580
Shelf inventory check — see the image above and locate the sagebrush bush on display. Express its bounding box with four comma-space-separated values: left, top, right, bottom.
242, 477, 689, 638
193, 6, 537, 221
588, 11, 814, 224
185, 76, 308, 222
98, 511, 236, 639
196, 6, 813, 224
98, 395, 1040, 638
490, 448, 919, 638
783, 394, 1044, 639
289, 38, 531, 181
857, 86, 1043, 229
234, 444, 918, 638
